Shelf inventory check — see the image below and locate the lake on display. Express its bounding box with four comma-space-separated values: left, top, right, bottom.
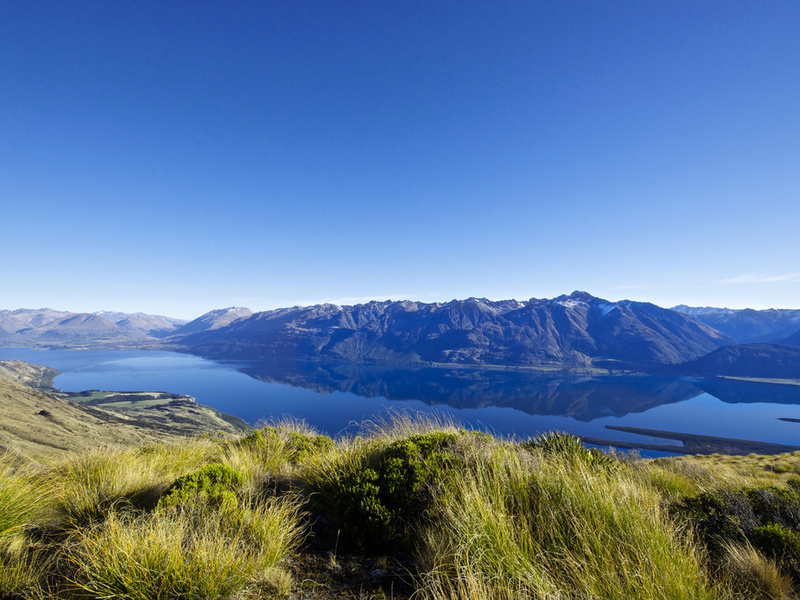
1, 348, 799, 454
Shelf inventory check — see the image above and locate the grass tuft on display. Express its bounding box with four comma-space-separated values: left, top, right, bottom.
70, 496, 303, 600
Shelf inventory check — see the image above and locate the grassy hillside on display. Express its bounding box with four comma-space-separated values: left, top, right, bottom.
0, 361, 60, 390
2, 415, 800, 600
0, 362, 249, 463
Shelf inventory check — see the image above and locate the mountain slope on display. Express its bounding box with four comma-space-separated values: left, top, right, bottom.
176, 292, 731, 370
677, 343, 800, 379
171, 307, 253, 337
782, 329, 800, 346
672, 305, 800, 343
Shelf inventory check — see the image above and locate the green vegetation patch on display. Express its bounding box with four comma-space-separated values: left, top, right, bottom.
310, 431, 459, 552
672, 485, 800, 583
158, 463, 244, 511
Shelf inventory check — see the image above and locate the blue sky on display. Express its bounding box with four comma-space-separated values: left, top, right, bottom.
2, 1, 798, 319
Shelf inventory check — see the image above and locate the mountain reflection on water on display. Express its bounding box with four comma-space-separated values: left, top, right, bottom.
238, 361, 714, 422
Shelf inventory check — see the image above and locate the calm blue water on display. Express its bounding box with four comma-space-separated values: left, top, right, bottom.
1, 349, 799, 452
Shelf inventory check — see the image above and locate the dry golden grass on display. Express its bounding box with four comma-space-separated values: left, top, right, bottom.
652, 450, 800, 492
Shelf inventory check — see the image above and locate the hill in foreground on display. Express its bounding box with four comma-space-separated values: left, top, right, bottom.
2, 417, 800, 600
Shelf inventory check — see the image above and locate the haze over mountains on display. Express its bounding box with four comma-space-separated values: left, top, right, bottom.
672, 305, 800, 344
4, 292, 800, 377
0, 308, 186, 346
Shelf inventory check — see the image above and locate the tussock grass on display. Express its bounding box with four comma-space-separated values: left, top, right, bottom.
719, 542, 796, 600
358, 410, 463, 443
418, 444, 715, 600
0, 455, 54, 544
655, 451, 800, 492
70, 497, 303, 600
0, 547, 51, 600
52, 441, 220, 529
0, 455, 57, 599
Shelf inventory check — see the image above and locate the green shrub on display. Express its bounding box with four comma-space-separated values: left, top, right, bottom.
310, 432, 458, 551
54, 444, 217, 530
158, 464, 243, 512
671, 490, 758, 550
788, 476, 800, 492
745, 486, 800, 530
672, 485, 800, 585
750, 523, 800, 581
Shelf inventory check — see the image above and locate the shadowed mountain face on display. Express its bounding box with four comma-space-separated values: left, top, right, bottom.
176, 292, 731, 370
677, 343, 800, 379
672, 305, 800, 343
238, 360, 704, 422
783, 330, 800, 346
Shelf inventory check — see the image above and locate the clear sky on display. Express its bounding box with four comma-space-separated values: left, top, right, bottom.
2, 1, 799, 319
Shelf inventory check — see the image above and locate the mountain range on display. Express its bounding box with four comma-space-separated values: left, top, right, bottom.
0, 308, 186, 346
672, 305, 800, 344
4, 293, 800, 376
170, 292, 732, 370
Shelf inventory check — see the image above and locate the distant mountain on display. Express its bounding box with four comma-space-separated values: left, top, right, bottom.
0, 308, 187, 347
171, 307, 253, 337
115, 313, 185, 338
176, 292, 731, 370
677, 343, 800, 379
35, 313, 120, 340
0, 308, 74, 335
671, 305, 800, 344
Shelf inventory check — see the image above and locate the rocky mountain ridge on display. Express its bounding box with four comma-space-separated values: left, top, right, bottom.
172, 292, 732, 370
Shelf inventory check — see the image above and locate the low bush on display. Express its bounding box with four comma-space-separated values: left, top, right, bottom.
672, 485, 800, 585
53, 443, 218, 530
307, 431, 459, 551
158, 463, 243, 512
750, 523, 800, 581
